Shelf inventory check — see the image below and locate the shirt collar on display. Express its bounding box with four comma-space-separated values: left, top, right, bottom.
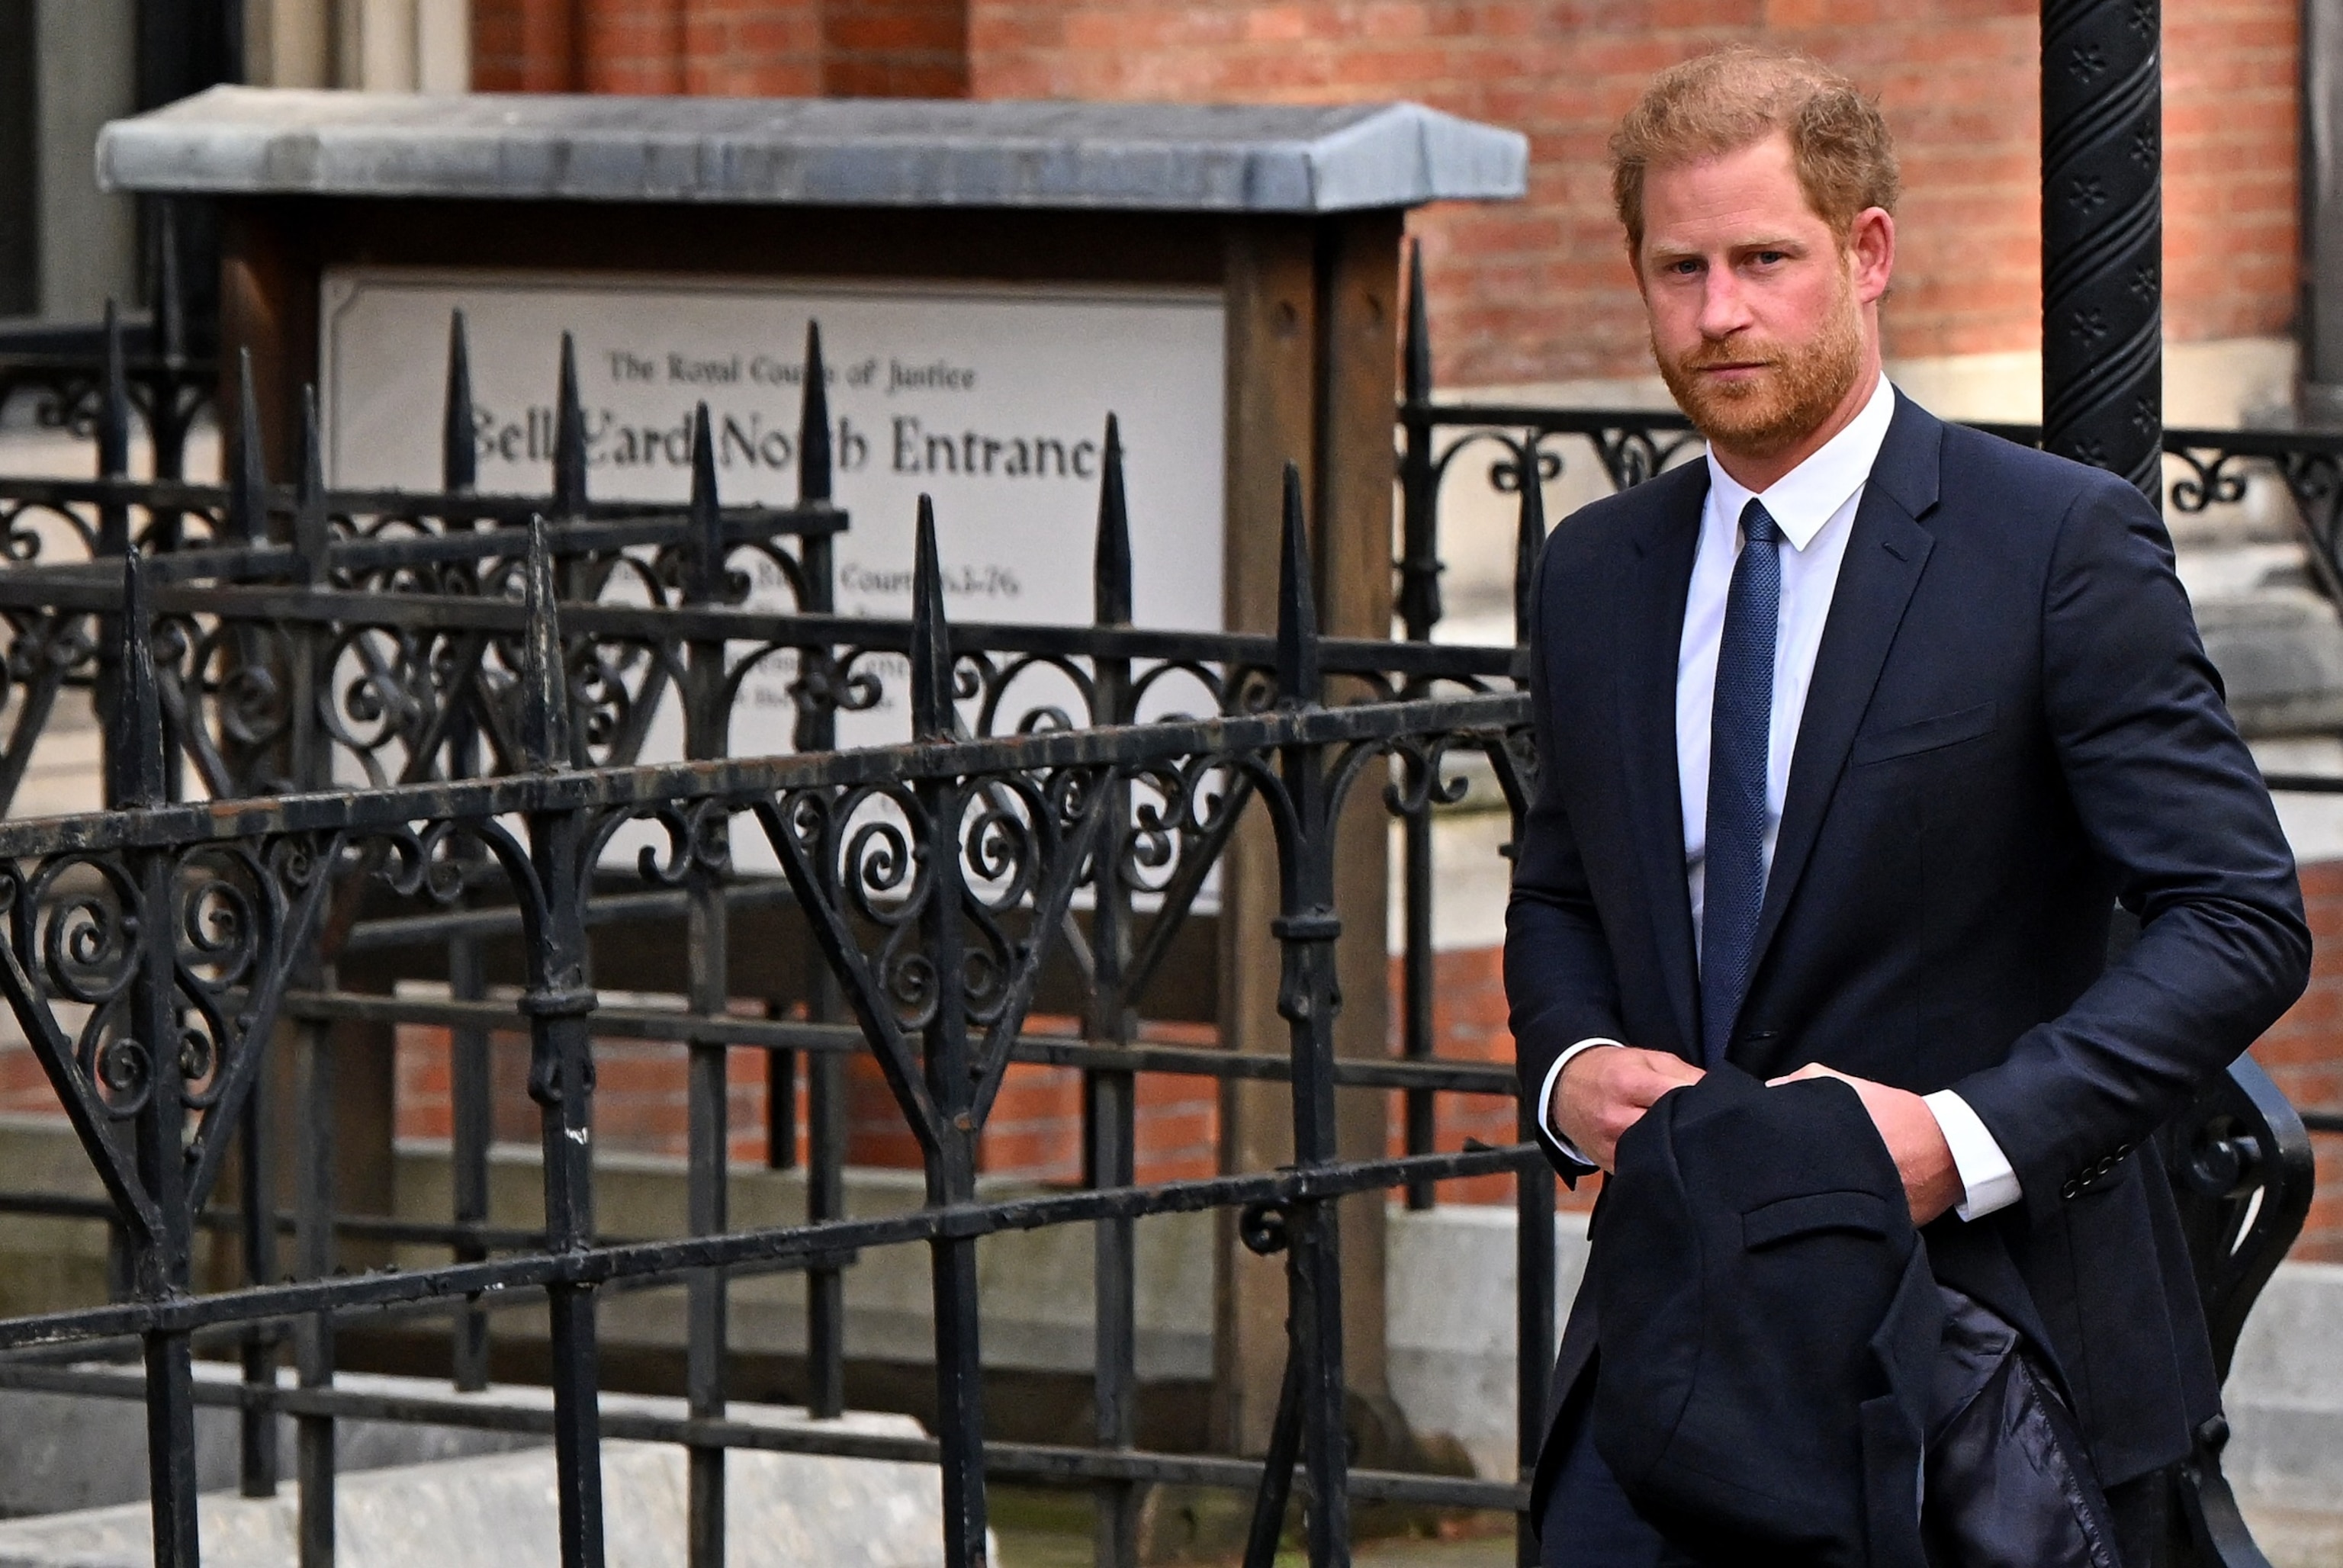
1703, 374, 1898, 551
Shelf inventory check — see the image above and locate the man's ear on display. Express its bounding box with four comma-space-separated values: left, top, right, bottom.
1847, 207, 1895, 304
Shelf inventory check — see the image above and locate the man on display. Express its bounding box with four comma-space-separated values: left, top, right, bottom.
1505, 47, 2310, 1568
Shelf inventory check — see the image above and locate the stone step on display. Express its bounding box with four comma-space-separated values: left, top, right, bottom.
0, 1374, 950, 1567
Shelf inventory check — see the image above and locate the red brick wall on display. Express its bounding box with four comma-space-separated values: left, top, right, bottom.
389, 1014, 1221, 1182
577, 0, 686, 91
683, 1, 826, 95
825, 0, 970, 96
1383, 945, 1597, 1211
2165, 0, 2300, 345
474, 0, 585, 90
966, 0, 2297, 386
472, 0, 924, 97
2252, 860, 2343, 1263
393, 1023, 776, 1162
475, 1, 2303, 387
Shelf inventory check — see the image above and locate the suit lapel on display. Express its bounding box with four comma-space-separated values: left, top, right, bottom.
1743, 397, 1943, 996
1615, 463, 1708, 1059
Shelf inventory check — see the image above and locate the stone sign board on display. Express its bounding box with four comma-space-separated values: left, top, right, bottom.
321, 267, 1226, 772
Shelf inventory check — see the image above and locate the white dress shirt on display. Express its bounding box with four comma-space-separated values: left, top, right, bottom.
1536, 375, 2020, 1222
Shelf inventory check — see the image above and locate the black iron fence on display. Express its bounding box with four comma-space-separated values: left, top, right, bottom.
0, 256, 2316, 1568
0, 300, 1553, 1568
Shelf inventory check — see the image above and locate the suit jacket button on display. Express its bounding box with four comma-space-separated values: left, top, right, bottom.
2062, 1178, 2081, 1200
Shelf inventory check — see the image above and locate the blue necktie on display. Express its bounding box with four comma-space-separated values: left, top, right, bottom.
1700, 498, 1781, 1065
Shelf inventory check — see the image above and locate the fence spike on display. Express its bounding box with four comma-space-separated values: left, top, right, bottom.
230, 348, 268, 544
296, 385, 329, 584
799, 320, 832, 504
518, 516, 574, 770
107, 540, 165, 811
553, 332, 587, 519
1093, 414, 1132, 628
1403, 238, 1432, 408
443, 310, 477, 493
1274, 462, 1320, 706
1514, 441, 1547, 644
686, 402, 722, 604
910, 495, 954, 742
154, 201, 186, 365
98, 299, 130, 484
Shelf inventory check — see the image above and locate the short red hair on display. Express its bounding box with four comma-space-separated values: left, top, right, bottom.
1611, 47, 1901, 258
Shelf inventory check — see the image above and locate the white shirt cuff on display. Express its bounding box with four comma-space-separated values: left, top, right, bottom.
1537, 1038, 1626, 1168
1922, 1090, 2023, 1221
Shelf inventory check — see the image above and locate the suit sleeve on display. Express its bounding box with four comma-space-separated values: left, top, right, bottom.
1506, 536, 1631, 1178
1950, 472, 2311, 1229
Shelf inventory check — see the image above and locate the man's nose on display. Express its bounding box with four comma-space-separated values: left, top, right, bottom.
1698, 271, 1754, 340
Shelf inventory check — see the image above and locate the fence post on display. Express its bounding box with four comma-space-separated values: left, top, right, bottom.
94, 301, 131, 856
907, 500, 992, 1566
228, 394, 320, 1507
227, 349, 268, 548
293, 976, 337, 1568
789, 321, 851, 1421
142, 201, 202, 483
1085, 416, 1143, 1566
288, 400, 335, 1563
263, 384, 331, 1557
438, 308, 497, 1394
548, 333, 591, 620
519, 518, 608, 1568
1269, 467, 1353, 1567
681, 406, 732, 1568
444, 310, 477, 494
94, 306, 131, 798
554, 333, 589, 525
1503, 411, 1557, 1567
1396, 242, 1441, 640
1396, 245, 1441, 1211
111, 542, 205, 1567
99, 300, 132, 493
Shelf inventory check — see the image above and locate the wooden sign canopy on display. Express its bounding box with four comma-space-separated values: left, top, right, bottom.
100, 88, 1525, 646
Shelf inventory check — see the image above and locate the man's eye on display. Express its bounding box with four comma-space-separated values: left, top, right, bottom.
1752, 251, 1787, 266
1670, 259, 1702, 275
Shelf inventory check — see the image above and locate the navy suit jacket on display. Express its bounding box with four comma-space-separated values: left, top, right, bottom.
1505, 391, 2312, 1509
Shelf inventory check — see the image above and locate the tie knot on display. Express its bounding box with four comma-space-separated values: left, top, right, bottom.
1740, 498, 1779, 546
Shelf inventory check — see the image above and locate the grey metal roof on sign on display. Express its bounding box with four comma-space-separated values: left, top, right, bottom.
98, 88, 1528, 213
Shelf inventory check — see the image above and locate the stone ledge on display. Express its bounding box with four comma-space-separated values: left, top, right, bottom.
98, 88, 1529, 214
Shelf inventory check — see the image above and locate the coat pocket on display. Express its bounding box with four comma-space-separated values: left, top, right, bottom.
1850, 701, 1998, 766
1742, 1189, 1895, 1249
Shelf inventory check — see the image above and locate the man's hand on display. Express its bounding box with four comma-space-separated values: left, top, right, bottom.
1768, 1063, 1964, 1225
1551, 1046, 1704, 1172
